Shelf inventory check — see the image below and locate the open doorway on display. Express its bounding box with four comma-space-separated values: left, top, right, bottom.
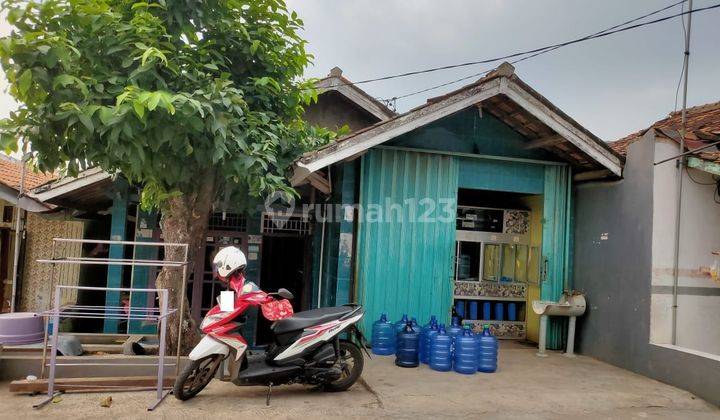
256, 235, 308, 344
452, 188, 543, 343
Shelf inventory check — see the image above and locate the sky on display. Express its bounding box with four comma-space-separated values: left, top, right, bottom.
1, 0, 719, 142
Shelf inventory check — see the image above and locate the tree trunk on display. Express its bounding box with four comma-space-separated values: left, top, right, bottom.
156, 173, 216, 355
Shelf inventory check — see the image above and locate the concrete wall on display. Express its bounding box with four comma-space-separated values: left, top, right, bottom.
573, 131, 720, 406
650, 138, 720, 354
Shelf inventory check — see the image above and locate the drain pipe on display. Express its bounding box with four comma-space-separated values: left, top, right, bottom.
316, 166, 331, 308
671, 0, 693, 346
10, 150, 27, 313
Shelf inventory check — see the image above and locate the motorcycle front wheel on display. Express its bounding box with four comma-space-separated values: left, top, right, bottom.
173, 354, 224, 400
323, 340, 364, 392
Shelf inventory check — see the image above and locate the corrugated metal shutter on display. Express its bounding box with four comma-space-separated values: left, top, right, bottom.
356, 149, 458, 333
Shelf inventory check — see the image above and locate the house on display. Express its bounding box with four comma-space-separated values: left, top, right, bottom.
0, 156, 83, 313
573, 101, 720, 405
293, 62, 624, 350
20, 68, 396, 339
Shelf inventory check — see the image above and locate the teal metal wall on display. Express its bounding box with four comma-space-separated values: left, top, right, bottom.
356, 149, 458, 333
458, 157, 545, 194
541, 165, 573, 349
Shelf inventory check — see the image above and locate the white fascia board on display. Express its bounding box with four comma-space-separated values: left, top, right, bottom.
501, 79, 623, 176
29, 168, 111, 202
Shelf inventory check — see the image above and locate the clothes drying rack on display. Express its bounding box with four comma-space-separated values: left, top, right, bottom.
34, 238, 189, 411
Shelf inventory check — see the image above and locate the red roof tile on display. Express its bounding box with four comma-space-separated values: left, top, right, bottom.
608, 100, 720, 162
0, 156, 56, 191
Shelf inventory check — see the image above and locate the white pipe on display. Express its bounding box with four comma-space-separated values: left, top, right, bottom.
536, 314, 548, 357
564, 316, 577, 358
10, 151, 27, 312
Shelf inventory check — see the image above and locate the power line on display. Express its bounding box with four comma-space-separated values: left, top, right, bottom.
323, 1, 719, 92
389, 0, 691, 102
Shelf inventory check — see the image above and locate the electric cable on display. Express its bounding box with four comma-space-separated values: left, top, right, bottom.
322, 1, 718, 92
388, 0, 692, 102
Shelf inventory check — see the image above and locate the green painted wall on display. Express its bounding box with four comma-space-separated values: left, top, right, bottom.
388, 108, 562, 162
356, 149, 459, 333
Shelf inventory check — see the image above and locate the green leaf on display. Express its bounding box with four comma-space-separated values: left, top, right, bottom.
18, 69, 32, 96
78, 113, 94, 132
146, 92, 161, 111
133, 101, 145, 119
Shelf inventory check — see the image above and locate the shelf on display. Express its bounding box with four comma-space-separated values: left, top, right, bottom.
463, 319, 525, 325
453, 295, 526, 302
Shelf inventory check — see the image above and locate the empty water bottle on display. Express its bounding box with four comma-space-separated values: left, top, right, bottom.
371, 313, 396, 355
508, 303, 517, 321
477, 324, 498, 373
418, 316, 437, 364
447, 316, 463, 346
429, 324, 452, 372
482, 301, 491, 320
394, 314, 409, 335
469, 301, 479, 320
421, 322, 439, 364
494, 302, 504, 321
453, 326, 478, 375
395, 323, 420, 368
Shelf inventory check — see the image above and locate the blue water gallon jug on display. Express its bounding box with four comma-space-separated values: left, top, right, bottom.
494, 302, 504, 321
395, 323, 420, 368
418, 316, 437, 363
453, 326, 478, 374
477, 324, 498, 373
482, 302, 491, 320
507, 303, 517, 321
372, 313, 396, 355
410, 317, 419, 331
447, 316, 463, 345
394, 314, 409, 334
454, 300, 465, 318
429, 324, 452, 372
469, 301, 479, 320
421, 322, 440, 364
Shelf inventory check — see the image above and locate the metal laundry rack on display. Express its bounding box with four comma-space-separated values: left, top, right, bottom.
34, 238, 189, 411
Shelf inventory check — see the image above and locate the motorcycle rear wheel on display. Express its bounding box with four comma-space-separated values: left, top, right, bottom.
173, 354, 224, 400
323, 340, 364, 392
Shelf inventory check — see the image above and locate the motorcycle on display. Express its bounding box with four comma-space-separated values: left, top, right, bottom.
173, 273, 367, 402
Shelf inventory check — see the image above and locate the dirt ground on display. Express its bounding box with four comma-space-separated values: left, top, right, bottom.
1, 342, 718, 419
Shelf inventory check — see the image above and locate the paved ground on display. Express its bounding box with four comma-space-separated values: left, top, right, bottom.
1, 342, 718, 419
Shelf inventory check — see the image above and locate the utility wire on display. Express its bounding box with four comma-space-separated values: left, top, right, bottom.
321, 2, 719, 92
388, 0, 691, 102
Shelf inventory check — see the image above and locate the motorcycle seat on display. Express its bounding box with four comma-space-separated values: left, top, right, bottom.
272, 306, 354, 335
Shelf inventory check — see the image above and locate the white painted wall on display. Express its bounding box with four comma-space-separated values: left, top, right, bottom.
650, 135, 720, 355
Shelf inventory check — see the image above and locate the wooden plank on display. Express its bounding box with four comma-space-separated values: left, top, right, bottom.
9, 376, 175, 394
573, 169, 613, 181
523, 135, 564, 150
502, 79, 623, 176
307, 172, 331, 195
688, 156, 720, 176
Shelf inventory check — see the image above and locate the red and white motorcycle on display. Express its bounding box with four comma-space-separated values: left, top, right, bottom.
173, 246, 367, 402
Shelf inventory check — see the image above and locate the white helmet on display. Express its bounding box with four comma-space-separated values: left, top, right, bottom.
212, 246, 247, 280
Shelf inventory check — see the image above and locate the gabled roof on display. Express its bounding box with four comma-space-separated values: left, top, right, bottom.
0, 155, 55, 212
315, 67, 397, 121
292, 63, 624, 185
0, 155, 56, 190
609, 100, 720, 163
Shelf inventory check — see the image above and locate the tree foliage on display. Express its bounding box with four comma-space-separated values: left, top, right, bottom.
0, 0, 337, 206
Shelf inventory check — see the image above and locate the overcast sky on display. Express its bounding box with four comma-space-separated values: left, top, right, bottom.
1, 0, 719, 142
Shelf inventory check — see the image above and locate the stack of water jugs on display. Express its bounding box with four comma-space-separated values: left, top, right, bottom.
371, 313, 498, 374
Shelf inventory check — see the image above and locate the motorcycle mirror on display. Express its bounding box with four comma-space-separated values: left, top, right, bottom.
277, 288, 294, 299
